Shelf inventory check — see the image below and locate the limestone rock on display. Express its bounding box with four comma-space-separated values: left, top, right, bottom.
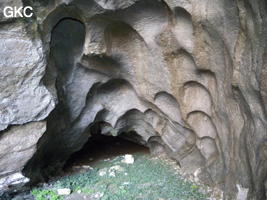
0, 0, 266, 199
57, 188, 71, 196
0, 21, 55, 131
0, 122, 46, 191
0, 172, 29, 192
121, 155, 134, 164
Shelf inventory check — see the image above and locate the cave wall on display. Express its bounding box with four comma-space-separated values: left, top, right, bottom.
0, 0, 267, 199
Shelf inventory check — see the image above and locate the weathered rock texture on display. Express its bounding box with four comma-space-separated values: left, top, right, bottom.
0, 0, 267, 199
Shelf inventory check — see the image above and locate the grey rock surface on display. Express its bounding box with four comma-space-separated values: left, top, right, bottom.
0, 122, 46, 190
0, 21, 55, 131
0, 0, 266, 199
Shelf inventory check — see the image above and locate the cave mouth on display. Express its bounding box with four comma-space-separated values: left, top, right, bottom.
63, 133, 150, 173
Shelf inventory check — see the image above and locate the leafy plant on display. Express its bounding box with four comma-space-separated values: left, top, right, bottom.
31, 189, 62, 200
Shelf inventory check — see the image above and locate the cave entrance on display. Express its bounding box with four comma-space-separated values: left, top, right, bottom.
37, 16, 153, 178
63, 132, 150, 172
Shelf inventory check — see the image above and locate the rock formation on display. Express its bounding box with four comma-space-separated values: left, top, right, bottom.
0, 0, 267, 199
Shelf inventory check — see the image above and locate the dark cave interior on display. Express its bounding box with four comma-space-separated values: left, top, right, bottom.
63, 133, 150, 173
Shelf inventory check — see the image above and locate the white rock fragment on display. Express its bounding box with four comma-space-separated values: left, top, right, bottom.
0, 172, 29, 191
98, 168, 107, 176
109, 171, 116, 177
94, 192, 104, 198
104, 165, 125, 177
236, 184, 249, 200
57, 188, 71, 195
193, 168, 201, 182
109, 165, 124, 172
82, 165, 93, 169
123, 182, 130, 185
121, 154, 134, 164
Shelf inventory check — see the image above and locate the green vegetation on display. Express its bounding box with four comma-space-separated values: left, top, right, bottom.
31, 189, 62, 200
31, 154, 208, 200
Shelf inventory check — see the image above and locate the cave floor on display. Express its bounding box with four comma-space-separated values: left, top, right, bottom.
6, 136, 214, 200
30, 153, 209, 200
